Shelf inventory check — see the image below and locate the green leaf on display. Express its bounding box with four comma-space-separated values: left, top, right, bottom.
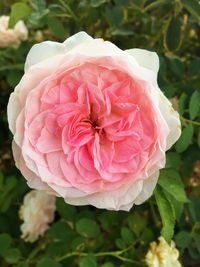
178, 92, 188, 116
154, 186, 175, 242
37, 257, 62, 267
164, 16, 181, 52
175, 231, 191, 250
198, 129, 200, 147
188, 197, 200, 222
166, 152, 181, 169
80, 254, 97, 267
189, 90, 200, 120
56, 199, 77, 221
46, 17, 66, 39
90, 0, 107, 7
193, 233, 200, 253
182, 0, 200, 23
31, 0, 46, 11
121, 227, 134, 244
71, 236, 85, 251
16, 264, 29, 267
0, 233, 12, 256
115, 238, 126, 249
140, 229, 153, 243
128, 213, 146, 236
158, 169, 189, 203
169, 58, 184, 78
175, 124, 194, 153
9, 2, 32, 28
76, 218, 100, 238
6, 70, 22, 87
48, 221, 72, 241
4, 248, 21, 264
164, 192, 184, 221
102, 263, 114, 267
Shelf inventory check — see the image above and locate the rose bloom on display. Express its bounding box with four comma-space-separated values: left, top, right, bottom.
0, 15, 28, 48
145, 236, 182, 267
19, 190, 56, 242
7, 32, 181, 211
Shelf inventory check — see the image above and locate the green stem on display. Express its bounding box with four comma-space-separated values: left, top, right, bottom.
181, 117, 200, 127
58, 0, 78, 21
57, 251, 87, 261
57, 246, 141, 265
0, 64, 24, 72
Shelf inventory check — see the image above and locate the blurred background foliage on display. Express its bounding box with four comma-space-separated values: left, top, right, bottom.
0, 0, 200, 266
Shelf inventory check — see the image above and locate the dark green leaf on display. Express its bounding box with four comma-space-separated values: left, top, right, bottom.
158, 169, 189, 203
121, 227, 134, 244
56, 199, 77, 221
166, 152, 181, 169
154, 186, 175, 242
76, 218, 100, 238
193, 234, 200, 253
175, 124, 194, 153
175, 231, 191, 250
80, 254, 97, 267
128, 213, 146, 236
198, 129, 200, 147
4, 248, 21, 264
46, 17, 66, 39
189, 90, 200, 120
164, 17, 181, 52
102, 263, 114, 267
0, 233, 12, 256
178, 93, 188, 116
37, 258, 62, 267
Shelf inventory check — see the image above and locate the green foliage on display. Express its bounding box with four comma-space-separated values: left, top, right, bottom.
189, 90, 200, 120
164, 16, 182, 52
9, 2, 32, 27
175, 124, 194, 153
158, 169, 188, 203
76, 218, 100, 238
155, 186, 175, 242
80, 255, 97, 267
0, 0, 200, 266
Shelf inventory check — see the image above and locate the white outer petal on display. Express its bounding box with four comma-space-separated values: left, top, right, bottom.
126, 48, 181, 150
125, 48, 159, 76
25, 41, 66, 71
158, 93, 181, 150
63, 180, 143, 211
134, 171, 159, 205
7, 92, 20, 134
25, 31, 93, 71
12, 141, 56, 194
63, 31, 93, 50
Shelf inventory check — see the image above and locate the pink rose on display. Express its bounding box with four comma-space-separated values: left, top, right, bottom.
7, 32, 181, 211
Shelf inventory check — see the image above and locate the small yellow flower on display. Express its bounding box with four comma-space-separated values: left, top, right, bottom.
145, 236, 182, 267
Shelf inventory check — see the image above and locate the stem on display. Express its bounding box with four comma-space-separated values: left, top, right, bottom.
0, 64, 24, 72
57, 252, 87, 261
181, 117, 200, 127
58, 0, 78, 21
57, 246, 141, 265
